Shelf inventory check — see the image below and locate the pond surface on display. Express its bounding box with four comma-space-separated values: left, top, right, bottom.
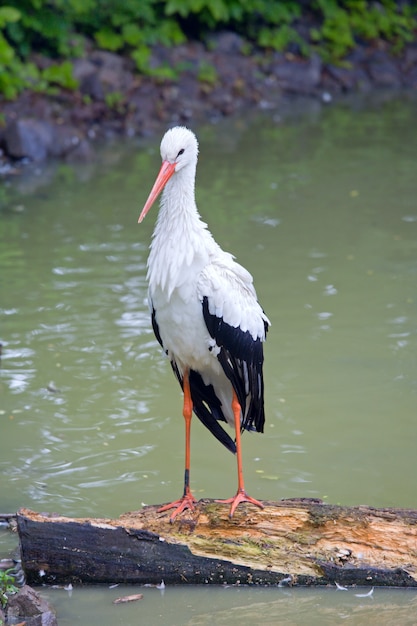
1, 93, 417, 623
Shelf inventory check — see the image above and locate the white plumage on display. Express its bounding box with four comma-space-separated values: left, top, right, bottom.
139, 126, 270, 520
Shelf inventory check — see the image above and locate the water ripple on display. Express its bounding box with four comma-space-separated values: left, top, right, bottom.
52, 266, 92, 275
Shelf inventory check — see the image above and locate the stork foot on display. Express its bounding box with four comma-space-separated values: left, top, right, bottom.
216, 489, 264, 518
158, 493, 197, 523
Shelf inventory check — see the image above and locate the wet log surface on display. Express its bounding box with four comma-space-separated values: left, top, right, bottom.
17, 498, 417, 587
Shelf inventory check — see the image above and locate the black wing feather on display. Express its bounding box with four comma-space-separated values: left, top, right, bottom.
151, 307, 165, 351
202, 296, 267, 434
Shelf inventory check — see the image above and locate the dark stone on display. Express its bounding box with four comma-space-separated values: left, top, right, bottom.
3, 119, 54, 161
2, 118, 89, 162
74, 51, 134, 101
404, 64, 417, 88
208, 31, 246, 54
345, 44, 369, 65
401, 43, 417, 87
213, 48, 254, 93
166, 41, 206, 69
271, 53, 322, 94
365, 50, 402, 88
352, 67, 374, 92
402, 43, 417, 72
207, 87, 236, 116
90, 50, 125, 73
177, 74, 201, 105
47, 124, 83, 158
325, 64, 358, 91
148, 43, 174, 70
128, 81, 163, 130
64, 138, 94, 162
96, 66, 133, 96
6, 584, 57, 626
71, 58, 96, 83
79, 71, 104, 100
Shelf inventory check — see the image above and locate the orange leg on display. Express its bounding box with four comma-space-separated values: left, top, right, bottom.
158, 370, 197, 522
217, 390, 264, 517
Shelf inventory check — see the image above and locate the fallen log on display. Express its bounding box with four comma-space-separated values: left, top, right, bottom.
17, 498, 417, 587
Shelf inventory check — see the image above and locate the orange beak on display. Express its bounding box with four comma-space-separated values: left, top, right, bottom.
138, 160, 176, 223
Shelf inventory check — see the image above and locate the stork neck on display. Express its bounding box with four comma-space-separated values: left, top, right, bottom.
159, 169, 198, 228
147, 168, 219, 297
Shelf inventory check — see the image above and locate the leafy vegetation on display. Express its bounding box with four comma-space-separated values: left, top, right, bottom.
0, 0, 416, 98
311, 0, 416, 60
0, 568, 18, 608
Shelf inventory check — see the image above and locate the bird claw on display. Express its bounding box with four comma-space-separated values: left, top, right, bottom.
158, 493, 197, 523
216, 490, 264, 518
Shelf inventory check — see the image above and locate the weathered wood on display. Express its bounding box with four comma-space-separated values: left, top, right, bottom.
17, 498, 417, 587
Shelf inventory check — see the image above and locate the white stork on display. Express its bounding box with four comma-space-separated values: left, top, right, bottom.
139, 126, 270, 521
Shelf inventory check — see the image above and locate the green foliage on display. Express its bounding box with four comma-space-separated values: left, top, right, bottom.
104, 90, 124, 110
0, 6, 22, 98
312, 0, 417, 61
166, 0, 243, 24
42, 60, 79, 90
0, 0, 416, 99
258, 24, 310, 56
197, 60, 218, 84
311, 2, 355, 60
0, 568, 18, 608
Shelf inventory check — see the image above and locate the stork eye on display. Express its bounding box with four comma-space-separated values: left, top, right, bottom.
177, 149, 185, 157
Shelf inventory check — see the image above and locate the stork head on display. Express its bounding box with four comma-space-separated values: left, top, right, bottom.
160, 126, 199, 172
139, 126, 199, 223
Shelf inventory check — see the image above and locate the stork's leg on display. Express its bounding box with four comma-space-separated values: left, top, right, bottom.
158, 370, 197, 522
217, 390, 264, 517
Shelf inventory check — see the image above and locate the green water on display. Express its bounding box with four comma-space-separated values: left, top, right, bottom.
42, 584, 417, 626
1, 94, 416, 622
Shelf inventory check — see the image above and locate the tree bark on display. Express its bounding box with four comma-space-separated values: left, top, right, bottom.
17, 498, 417, 587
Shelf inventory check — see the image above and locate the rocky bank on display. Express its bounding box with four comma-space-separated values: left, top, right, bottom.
1, 31, 417, 171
